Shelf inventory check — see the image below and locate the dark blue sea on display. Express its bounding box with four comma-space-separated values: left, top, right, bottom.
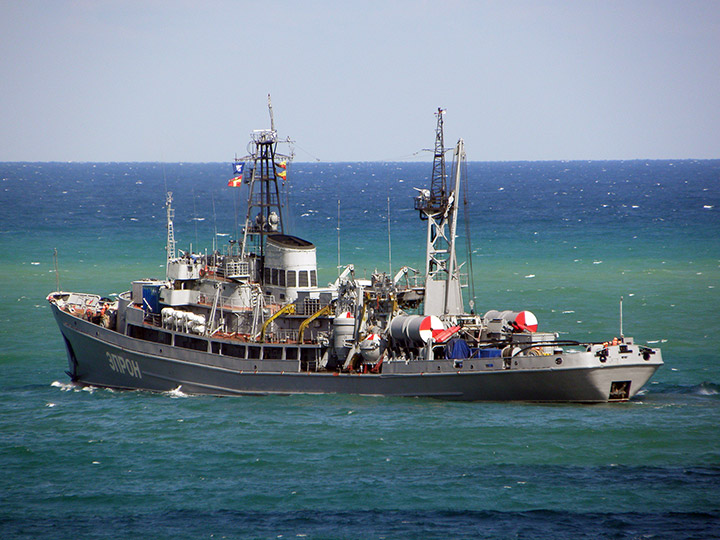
1, 160, 719, 539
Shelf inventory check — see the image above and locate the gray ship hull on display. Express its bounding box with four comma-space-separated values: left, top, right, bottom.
52, 303, 662, 403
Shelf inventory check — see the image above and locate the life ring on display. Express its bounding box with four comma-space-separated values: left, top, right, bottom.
199, 294, 206, 303
199, 268, 206, 278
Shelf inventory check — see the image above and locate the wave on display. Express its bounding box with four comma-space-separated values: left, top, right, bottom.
693, 382, 719, 396
5, 508, 718, 540
50, 380, 84, 392
645, 381, 719, 398
50, 380, 109, 394
165, 385, 191, 398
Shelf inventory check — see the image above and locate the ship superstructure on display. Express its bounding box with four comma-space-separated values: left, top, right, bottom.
47, 105, 663, 402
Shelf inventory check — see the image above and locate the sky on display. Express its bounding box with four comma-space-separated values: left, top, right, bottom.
1, 0, 719, 162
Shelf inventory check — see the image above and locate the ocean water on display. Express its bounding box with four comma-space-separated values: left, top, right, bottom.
1, 160, 719, 539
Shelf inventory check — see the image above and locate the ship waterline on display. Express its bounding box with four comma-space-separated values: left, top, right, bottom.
49, 292, 661, 402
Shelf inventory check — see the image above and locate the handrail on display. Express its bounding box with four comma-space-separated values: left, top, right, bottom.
298, 303, 333, 343
258, 302, 296, 342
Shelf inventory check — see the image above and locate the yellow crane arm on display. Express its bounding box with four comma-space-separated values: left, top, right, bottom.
298, 304, 333, 343
259, 302, 296, 342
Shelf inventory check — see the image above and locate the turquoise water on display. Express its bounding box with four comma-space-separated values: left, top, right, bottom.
1, 161, 719, 538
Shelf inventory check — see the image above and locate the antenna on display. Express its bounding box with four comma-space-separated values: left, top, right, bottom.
268, 93, 275, 132
620, 296, 624, 339
53, 248, 60, 291
387, 196, 392, 276
211, 192, 218, 255
165, 192, 176, 279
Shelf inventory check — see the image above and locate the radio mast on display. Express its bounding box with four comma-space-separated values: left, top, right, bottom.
414, 109, 465, 316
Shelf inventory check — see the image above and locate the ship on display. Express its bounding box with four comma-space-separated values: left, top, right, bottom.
48, 104, 663, 402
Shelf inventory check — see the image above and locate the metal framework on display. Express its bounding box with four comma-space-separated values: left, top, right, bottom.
165, 191, 176, 279
415, 108, 449, 219
240, 129, 286, 260
415, 109, 465, 317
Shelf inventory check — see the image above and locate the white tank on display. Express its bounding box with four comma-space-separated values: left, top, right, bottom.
484, 310, 538, 333
333, 312, 355, 359
389, 315, 444, 345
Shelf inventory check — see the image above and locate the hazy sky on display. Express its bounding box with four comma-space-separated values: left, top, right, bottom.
1, 0, 719, 162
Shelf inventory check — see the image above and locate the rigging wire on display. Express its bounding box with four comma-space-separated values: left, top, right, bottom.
233, 184, 240, 250
192, 186, 199, 251
292, 142, 322, 162
387, 196, 392, 276
211, 191, 217, 254
461, 155, 477, 313
289, 144, 448, 163
161, 162, 168, 195
283, 169, 294, 235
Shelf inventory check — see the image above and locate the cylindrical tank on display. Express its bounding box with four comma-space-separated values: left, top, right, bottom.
333, 311, 355, 358
484, 310, 538, 333
389, 315, 445, 345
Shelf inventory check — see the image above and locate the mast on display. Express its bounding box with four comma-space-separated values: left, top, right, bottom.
416, 108, 449, 220
165, 191, 176, 279
236, 96, 292, 284
414, 109, 464, 317
429, 108, 448, 216
240, 129, 285, 259
268, 93, 275, 132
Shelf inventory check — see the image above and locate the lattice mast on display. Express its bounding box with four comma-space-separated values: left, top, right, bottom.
428, 108, 448, 217
165, 191, 176, 279
414, 109, 464, 317
240, 96, 288, 261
